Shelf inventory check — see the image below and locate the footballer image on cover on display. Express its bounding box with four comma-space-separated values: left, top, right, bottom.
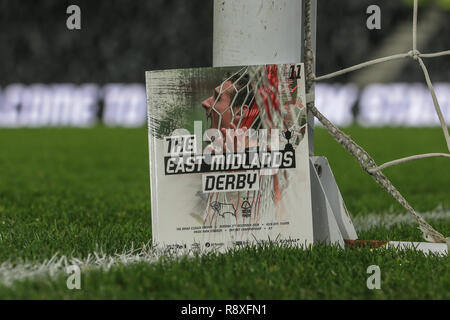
146, 63, 313, 252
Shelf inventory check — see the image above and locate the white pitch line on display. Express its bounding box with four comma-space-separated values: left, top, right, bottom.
0, 243, 160, 287
352, 209, 450, 232
0, 210, 449, 287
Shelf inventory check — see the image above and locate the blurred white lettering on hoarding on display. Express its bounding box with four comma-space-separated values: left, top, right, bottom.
359, 83, 450, 127
0, 84, 99, 127
315, 84, 358, 127
102, 84, 147, 127
0, 83, 449, 128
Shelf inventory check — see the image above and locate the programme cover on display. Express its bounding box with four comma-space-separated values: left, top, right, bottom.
146, 63, 313, 252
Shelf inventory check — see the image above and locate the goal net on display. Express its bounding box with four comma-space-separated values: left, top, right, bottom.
303, 0, 450, 244
203, 64, 308, 230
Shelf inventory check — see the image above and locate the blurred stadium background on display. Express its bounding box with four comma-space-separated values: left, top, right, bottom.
0, 0, 449, 128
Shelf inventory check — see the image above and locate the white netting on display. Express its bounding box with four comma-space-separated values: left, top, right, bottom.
202, 64, 307, 229
207, 65, 306, 143
304, 0, 449, 244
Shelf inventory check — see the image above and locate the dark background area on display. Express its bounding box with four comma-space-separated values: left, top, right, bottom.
0, 0, 449, 85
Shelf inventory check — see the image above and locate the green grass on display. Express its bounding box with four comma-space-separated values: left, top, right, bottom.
1, 245, 449, 299
0, 126, 448, 299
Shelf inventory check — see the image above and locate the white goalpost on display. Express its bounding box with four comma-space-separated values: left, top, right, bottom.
213, 0, 316, 155
213, 0, 449, 255
213, 0, 358, 248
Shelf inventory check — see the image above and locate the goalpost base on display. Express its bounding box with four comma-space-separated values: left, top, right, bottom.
310, 156, 358, 247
